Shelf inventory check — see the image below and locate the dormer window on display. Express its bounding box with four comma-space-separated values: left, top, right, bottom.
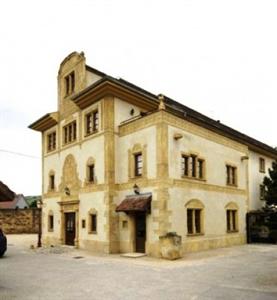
65, 72, 75, 96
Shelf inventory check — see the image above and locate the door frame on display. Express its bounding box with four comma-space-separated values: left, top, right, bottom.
58, 200, 79, 247
134, 213, 146, 253
64, 212, 76, 246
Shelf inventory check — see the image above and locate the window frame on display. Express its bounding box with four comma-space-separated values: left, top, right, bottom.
259, 157, 265, 173
64, 71, 75, 96
226, 209, 238, 232
134, 152, 143, 177
260, 184, 265, 200
226, 165, 237, 186
48, 213, 54, 232
47, 131, 56, 152
85, 109, 99, 136
181, 153, 205, 180
88, 209, 97, 234
185, 199, 205, 236
63, 121, 77, 145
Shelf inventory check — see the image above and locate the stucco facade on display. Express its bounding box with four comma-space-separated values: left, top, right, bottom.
30, 52, 277, 258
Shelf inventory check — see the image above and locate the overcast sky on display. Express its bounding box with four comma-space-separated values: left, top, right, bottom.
1, 0, 277, 195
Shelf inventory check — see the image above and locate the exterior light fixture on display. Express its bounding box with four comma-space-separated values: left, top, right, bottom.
133, 184, 140, 195
64, 186, 70, 196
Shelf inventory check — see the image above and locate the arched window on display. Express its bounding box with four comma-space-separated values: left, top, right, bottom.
225, 202, 239, 233
185, 199, 205, 235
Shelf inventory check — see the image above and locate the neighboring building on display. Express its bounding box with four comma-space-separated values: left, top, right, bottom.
29, 52, 277, 257
0, 182, 28, 209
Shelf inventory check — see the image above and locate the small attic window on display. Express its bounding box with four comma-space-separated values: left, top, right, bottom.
65, 72, 75, 96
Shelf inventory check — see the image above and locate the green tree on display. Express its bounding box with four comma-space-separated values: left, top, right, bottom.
263, 160, 277, 206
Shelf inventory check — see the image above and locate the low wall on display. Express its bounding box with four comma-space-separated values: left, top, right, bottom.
0, 208, 40, 234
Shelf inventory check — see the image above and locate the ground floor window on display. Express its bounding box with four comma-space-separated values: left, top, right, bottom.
48, 213, 54, 232
226, 209, 238, 232
187, 208, 202, 234
88, 209, 97, 234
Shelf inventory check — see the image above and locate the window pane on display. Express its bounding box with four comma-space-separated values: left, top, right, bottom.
191, 156, 196, 177
187, 209, 193, 234
91, 214, 97, 232
195, 209, 201, 233
227, 210, 231, 231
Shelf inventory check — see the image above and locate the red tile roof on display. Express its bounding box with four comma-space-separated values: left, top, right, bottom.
116, 193, 152, 213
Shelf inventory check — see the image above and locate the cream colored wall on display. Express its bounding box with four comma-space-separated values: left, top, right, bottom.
78, 191, 106, 242
42, 197, 61, 245
115, 126, 157, 183
114, 97, 142, 130
248, 150, 274, 210
85, 70, 102, 87
169, 187, 246, 238
168, 125, 248, 189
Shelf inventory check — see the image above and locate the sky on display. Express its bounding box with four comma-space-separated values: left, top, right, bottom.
1, 0, 277, 195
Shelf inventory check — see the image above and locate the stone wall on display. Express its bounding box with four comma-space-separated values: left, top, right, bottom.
0, 209, 40, 234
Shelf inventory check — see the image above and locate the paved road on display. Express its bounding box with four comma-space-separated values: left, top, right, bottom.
1, 238, 277, 300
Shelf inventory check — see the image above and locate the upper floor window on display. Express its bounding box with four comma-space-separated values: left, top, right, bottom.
226, 165, 237, 186
259, 157, 265, 173
65, 72, 75, 96
181, 154, 205, 180
134, 153, 143, 177
47, 131, 56, 152
85, 110, 99, 135
63, 121, 77, 145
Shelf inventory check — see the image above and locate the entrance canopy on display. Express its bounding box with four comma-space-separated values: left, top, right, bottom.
116, 193, 152, 213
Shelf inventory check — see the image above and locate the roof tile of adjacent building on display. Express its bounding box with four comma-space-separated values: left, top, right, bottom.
29, 64, 277, 158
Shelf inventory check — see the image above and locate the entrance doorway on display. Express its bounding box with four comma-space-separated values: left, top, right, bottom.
135, 213, 146, 253
65, 212, 76, 246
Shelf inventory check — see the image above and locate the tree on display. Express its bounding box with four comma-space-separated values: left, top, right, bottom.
263, 160, 277, 206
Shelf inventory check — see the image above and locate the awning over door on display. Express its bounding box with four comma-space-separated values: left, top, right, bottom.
115, 193, 152, 213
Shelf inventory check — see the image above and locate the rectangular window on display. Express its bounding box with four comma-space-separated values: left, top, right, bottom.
47, 132, 56, 152
259, 158, 265, 173
50, 175, 55, 190
63, 121, 77, 145
82, 219, 86, 229
187, 208, 202, 235
182, 154, 205, 180
134, 153, 143, 176
88, 164, 95, 182
48, 215, 54, 231
91, 214, 97, 232
260, 185, 265, 200
65, 72, 75, 96
226, 165, 237, 186
226, 210, 237, 232
85, 110, 99, 135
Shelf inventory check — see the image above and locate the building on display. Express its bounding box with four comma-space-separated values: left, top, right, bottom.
29, 52, 277, 257
0, 181, 28, 209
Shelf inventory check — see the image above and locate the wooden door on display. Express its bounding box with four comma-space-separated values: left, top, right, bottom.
65, 212, 75, 246
135, 213, 146, 253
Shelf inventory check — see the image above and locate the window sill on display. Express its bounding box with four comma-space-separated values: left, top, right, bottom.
187, 233, 204, 237
85, 130, 99, 138
227, 230, 239, 234
226, 184, 238, 188
88, 231, 97, 235
48, 229, 54, 232
181, 176, 206, 182
259, 170, 265, 173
